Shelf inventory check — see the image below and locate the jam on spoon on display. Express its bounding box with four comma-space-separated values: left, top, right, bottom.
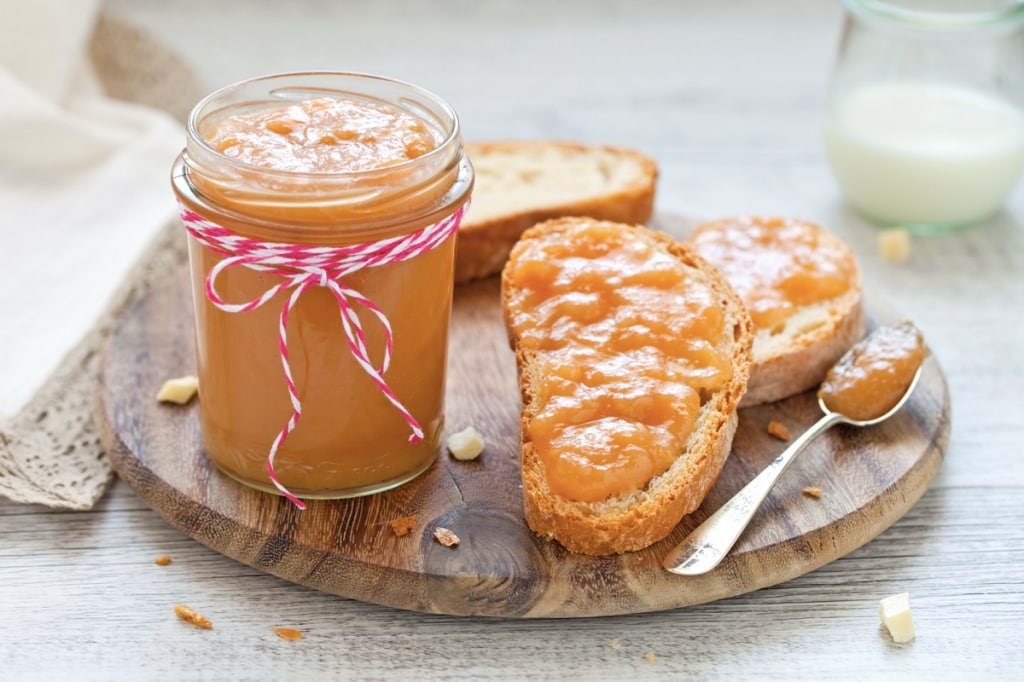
663, 321, 927, 576
818, 321, 925, 422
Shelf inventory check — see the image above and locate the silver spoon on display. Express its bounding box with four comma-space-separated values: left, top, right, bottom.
662, 362, 924, 576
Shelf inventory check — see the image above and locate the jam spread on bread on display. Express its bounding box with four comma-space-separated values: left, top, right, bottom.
689, 216, 858, 332
504, 221, 734, 502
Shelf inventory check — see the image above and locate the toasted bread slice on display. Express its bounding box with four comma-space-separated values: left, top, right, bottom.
456, 141, 657, 283
502, 218, 753, 555
689, 216, 864, 406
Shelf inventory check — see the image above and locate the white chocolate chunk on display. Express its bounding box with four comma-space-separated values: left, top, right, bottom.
879, 592, 915, 643
447, 426, 485, 461
156, 376, 200, 404
878, 228, 911, 263
433, 526, 460, 547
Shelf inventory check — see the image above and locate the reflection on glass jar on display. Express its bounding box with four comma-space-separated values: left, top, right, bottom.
824, 0, 1024, 233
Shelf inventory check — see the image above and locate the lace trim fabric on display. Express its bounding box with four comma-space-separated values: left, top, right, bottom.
0, 222, 187, 509
0, 12, 199, 510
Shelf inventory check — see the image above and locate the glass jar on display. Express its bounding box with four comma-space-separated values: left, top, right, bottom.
171, 72, 473, 502
823, 0, 1024, 233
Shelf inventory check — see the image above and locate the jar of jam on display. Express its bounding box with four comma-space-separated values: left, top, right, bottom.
171, 72, 473, 503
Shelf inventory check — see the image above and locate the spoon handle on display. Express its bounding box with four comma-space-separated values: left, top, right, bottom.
663, 411, 844, 575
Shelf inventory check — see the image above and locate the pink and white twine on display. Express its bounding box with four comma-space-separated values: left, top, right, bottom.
178, 202, 468, 509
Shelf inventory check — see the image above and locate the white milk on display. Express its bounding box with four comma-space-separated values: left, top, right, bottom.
824, 82, 1024, 228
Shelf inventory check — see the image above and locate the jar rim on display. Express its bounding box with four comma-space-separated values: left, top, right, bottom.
185, 70, 462, 180
843, 0, 1024, 30
174, 71, 473, 243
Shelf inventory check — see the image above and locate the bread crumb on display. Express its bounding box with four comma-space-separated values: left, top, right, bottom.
274, 627, 303, 641
879, 592, 915, 643
390, 515, 417, 537
447, 426, 485, 460
645, 652, 657, 665
878, 228, 911, 263
154, 555, 172, 566
802, 487, 822, 499
433, 526, 460, 547
173, 604, 212, 629
157, 376, 199, 404
607, 638, 621, 650
767, 420, 790, 441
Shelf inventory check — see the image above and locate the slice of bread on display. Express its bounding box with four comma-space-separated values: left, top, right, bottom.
689, 216, 864, 407
501, 218, 753, 555
456, 141, 658, 283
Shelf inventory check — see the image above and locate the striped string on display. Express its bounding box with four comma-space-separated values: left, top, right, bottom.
178, 202, 467, 509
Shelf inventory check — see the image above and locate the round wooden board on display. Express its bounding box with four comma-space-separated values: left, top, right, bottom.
95, 215, 950, 618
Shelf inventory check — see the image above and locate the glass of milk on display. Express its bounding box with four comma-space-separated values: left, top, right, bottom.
824, 0, 1024, 234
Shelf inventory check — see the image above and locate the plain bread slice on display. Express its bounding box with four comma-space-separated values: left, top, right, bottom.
457, 141, 657, 283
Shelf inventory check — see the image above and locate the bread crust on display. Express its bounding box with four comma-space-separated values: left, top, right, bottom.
689, 217, 865, 407
457, 141, 658, 283
502, 218, 753, 555
742, 294, 864, 406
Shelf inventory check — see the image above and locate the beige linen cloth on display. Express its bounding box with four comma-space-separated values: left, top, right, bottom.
0, 2, 201, 509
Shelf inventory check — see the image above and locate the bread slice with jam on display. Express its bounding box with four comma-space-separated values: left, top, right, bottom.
501, 218, 753, 555
688, 216, 864, 406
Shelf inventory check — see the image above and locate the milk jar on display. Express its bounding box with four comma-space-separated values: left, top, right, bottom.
824, 0, 1024, 233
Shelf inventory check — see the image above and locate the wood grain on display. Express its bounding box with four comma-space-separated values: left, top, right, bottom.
94, 215, 950, 618
5, 1, 1019, 677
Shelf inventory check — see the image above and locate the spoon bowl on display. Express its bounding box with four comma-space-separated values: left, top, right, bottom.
662, 331, 926, 577
819, 362, 924, 428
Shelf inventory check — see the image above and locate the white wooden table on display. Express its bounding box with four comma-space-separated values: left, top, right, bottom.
3, 0, 1022, 678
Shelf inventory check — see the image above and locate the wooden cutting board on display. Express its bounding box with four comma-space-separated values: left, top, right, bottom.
95, 216, 950, 618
